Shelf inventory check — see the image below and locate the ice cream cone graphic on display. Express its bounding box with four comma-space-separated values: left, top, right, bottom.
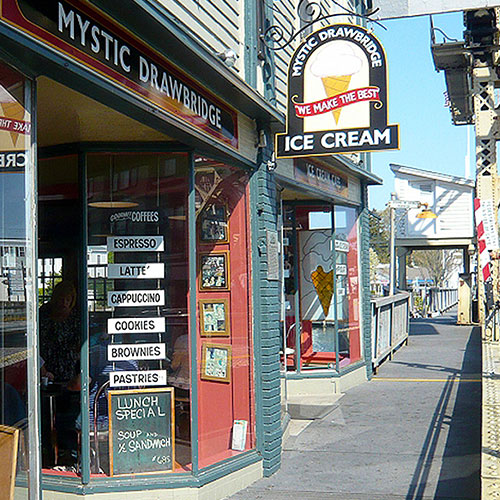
310, 42, 362, 124
0, 100, 25, 147
311, 265, 334, 317
321, 74, 352, 123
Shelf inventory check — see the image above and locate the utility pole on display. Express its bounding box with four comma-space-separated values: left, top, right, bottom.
466, 8, 500, 329
389, 193, 396, 295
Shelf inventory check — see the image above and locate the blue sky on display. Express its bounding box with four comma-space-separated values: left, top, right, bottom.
369, 12, 473, 210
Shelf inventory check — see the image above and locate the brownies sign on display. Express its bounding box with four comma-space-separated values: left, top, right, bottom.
276, 24, 399, 158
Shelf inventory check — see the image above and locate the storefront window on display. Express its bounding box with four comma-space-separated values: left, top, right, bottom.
195, 157, 255, 468
86, 152, 190, 475
38, 154, 82, 474
335, 206, 361, 364
0, 62, 35, 496
281, 203, 362, 372
36, 147, 256, 480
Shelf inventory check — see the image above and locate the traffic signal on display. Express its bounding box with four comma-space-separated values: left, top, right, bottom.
464, 8, 497, 47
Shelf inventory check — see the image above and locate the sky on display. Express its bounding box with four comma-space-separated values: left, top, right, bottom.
369, 12, 474, 210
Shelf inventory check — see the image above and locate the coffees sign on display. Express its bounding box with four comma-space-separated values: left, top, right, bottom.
276, 24, 399, 158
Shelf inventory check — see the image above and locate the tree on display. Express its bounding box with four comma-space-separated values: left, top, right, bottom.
411, 249, 459, 287
369, 208, 390, 264
369, 247, 380, 283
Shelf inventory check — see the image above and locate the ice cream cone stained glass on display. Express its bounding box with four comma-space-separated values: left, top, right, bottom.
310, 42, 362, 125
311, 265, 334, 317
0, 82, 26, 149
0, 101, 24, 147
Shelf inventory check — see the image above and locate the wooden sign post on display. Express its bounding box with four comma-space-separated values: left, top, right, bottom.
0, 424, 19, 500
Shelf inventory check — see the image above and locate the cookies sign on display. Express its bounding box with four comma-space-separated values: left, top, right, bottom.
276, 24, 399, 158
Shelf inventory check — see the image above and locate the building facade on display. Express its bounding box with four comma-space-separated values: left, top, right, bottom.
0, 1, 378, 499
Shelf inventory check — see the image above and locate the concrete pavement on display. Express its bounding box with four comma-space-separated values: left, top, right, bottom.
229, 309, 481, 500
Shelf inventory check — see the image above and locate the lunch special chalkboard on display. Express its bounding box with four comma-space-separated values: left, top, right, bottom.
108, 388, 175, 476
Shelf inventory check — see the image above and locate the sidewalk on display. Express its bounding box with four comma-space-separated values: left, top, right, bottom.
229, 309, 481, 500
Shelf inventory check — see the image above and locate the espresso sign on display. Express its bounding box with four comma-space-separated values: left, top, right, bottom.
107, 236, 164, 252
0, 0, 238, 149
276, 24, 399, 158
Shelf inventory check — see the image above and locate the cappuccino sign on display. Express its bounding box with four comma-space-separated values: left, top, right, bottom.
276, 24, 399, 158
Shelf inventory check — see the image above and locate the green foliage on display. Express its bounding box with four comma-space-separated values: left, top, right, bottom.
411, 249, 456, 287
369, 247, 380, 283
38, 274, 62, 306
369, 208, 390, 264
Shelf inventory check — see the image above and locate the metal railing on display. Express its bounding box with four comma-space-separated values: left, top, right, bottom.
484, 302, 500, 342
422, 287, 458, 316
371, 291, 410, 370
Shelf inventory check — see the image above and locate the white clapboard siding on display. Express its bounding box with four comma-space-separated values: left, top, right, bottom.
435, 184, 473, 237
272, 0, 359, 113
156, 0, 243, 73
393, 168, 474, 240
238, 112, 258, 162
347, 173, 361, 204
273, 0, 297, 113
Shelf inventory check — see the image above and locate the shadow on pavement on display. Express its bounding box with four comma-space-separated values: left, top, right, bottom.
405, 327, 481, 500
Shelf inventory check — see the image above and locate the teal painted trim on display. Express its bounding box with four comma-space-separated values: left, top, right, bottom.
79, 152, 91, 485
188, 152, 199, 474
262, 0, 276, 104
41, 451, 262, 494
281, 412, 291, 434
41, 476, 83, 494
276, 178, 361, 208
196, 450, 261, 484
358, 181, 374, 380
250, 172, 265, 454
244, 0, 258, 89
292, 210, 301, 373
0, 38, 37, 78
339, 359, 367, 376
39, 142, 191, 158
332, 210, 340, 373
25, 76, 42, 500
253, 144, 282, 476
280, 360, 366, 380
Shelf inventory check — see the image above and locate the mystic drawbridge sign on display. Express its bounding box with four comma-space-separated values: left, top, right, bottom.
276, 24, 399, 158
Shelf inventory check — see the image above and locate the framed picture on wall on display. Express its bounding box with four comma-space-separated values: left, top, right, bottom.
201, 342, 232, 383
200, 299, 230, 337
199, 204, 228, 243
199, 252, 229, 290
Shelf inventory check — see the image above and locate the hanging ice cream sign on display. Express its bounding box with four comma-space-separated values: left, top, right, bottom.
276, 24, 399, 158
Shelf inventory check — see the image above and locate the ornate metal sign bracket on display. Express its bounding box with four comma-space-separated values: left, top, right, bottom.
260, 0, 386, 52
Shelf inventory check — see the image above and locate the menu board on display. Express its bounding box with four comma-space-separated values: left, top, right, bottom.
106, 232, 167, 386
108, 388, 174, 476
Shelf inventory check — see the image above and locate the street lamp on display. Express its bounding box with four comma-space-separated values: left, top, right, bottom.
387, 194, 438, 295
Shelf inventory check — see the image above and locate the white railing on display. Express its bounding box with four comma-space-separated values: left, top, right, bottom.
371, 291, 410, 370
422, 287, 458, 316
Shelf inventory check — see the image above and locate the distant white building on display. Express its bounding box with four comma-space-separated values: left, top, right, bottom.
390, 164, 475, 290
391, 163, 475, 245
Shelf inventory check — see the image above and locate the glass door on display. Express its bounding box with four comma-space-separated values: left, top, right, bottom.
0, 62, 39, 499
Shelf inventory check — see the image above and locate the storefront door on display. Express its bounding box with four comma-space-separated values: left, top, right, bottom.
0, 61, 40, 499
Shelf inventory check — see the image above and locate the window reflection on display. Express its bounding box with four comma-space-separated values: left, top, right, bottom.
87, 153, 190, 475
0, 62, 32, 494
281, 204, 362, 372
